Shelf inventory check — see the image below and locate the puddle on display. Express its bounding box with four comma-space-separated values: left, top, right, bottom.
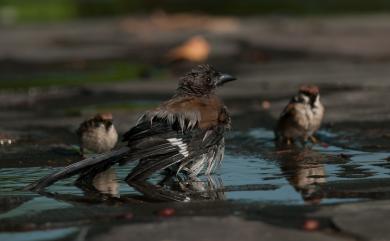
0, 107, 390, 235
0, 227, 80, 241
1, 127, 390, 206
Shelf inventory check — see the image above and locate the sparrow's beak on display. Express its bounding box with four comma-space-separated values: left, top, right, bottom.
216, 73, 236, 86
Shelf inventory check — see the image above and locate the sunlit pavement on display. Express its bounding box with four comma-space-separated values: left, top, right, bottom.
0, 15, 390, 241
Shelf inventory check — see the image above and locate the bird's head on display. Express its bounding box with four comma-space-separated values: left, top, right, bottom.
95, 113, 113, 121
177, 64, 236, 96
94, 113, 114, 130
293, 85, 320, 106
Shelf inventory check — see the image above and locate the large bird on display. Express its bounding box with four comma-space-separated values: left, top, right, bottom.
25, 64, 236, 191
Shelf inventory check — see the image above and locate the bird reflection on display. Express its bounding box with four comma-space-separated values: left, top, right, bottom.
91, 168, 119, 197
37, 171, 225, 204
276, 148, 326, 204
127, 175, 225, 202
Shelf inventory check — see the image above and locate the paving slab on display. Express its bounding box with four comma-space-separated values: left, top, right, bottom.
90, 216, 352, 241
314, 201, 390, 241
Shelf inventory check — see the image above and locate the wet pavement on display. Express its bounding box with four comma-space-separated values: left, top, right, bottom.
1, 15, 390, 241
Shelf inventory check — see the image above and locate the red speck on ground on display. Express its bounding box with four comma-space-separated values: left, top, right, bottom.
158, 208, 176, 217
321, 142, 329, 148
261, 100, 271, 110
303, 219, 320, 231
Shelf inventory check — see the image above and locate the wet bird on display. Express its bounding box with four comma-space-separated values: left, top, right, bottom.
25, 64, 236, 191
275, 85, 324, 145
77, 113, 118, 157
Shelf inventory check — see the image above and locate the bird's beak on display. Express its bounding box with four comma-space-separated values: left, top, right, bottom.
216, 73, 236, 86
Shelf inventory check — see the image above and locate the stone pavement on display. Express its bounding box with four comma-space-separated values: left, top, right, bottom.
90, 216, 353, 241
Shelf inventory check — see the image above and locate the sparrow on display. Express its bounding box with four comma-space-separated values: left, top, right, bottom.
25, 64, 236, 191
77, 113, 118, 156
275, 85, 324, 145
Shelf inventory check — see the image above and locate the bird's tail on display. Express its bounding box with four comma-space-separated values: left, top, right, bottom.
24, 147, 130, 192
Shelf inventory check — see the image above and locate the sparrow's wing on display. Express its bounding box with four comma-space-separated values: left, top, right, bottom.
76, 119, 92, 137
279, 103, 296, 119
276, 103, 298, 135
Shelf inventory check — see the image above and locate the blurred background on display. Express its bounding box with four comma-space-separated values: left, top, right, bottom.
1, 0, 390, 151
2, 1, 390, 90
4, 0, 390, 23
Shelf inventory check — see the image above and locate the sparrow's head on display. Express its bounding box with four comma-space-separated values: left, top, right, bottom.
299, 85, 320, 97
293, 85, 320, 106
93, 113, 114, 130
177, 64, 236, 96
95, 113, 113, 121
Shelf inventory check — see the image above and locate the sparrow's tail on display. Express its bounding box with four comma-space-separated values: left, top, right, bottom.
24, 147, 130, 192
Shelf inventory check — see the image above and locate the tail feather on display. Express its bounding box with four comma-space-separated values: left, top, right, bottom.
24, 147, 130, 192
125, 153, 183, 181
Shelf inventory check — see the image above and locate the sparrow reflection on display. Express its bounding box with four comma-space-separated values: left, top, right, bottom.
91, 168, 119, 197
277, 148, 326, 204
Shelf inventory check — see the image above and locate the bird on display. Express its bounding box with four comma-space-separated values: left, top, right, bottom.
25, 64, 236, 191
275, 85, 324, 145
77, 113, 118, 157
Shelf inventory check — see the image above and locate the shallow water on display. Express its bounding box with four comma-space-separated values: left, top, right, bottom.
0, 118, 389, 241
1, 126, 389, 211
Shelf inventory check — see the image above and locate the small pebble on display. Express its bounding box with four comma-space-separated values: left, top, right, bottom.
261, 100, 271, 110
158, 208, 176, 217
303, 219, 320, 231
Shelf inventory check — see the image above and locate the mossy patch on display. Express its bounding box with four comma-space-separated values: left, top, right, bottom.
0, 62, 151, 90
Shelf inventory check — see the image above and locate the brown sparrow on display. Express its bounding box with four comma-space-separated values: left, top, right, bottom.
275, 85, 324, 145
77, 113, 118, 156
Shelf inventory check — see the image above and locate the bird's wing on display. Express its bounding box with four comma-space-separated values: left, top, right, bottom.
122, 117, 225, 180
279, 103, 296, 119
276, 103, 298, 134
76, 118, 95, 137
120, 95, 228, 180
